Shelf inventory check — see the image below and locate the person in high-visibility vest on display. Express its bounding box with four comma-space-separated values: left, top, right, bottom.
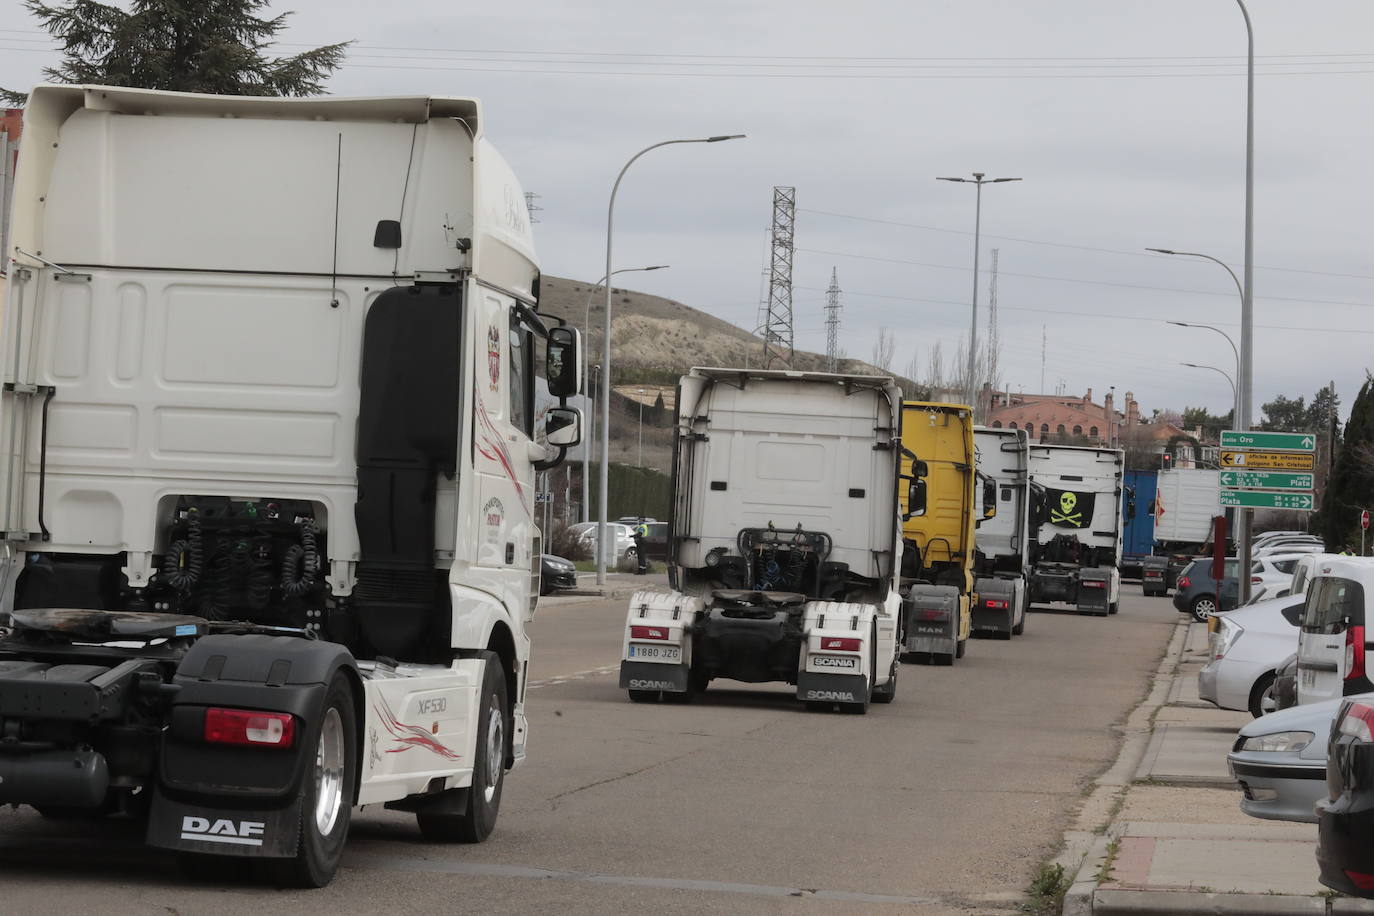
633, 521, 649, 574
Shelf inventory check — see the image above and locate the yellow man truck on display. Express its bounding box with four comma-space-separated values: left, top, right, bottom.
899, 402, 994, 666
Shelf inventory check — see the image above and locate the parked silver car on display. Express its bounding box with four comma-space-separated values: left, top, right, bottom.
1227, 695, 1357, 823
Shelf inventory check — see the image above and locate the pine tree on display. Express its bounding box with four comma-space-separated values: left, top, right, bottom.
1320, 373, 1374, 548
2, 0, 349, 104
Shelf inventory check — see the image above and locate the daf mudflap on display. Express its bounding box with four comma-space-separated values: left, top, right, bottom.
902, 584, 964, 666
972, 576, 1023, 640
618, 589, 888, 714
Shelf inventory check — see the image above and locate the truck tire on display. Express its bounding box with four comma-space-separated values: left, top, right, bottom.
1108, 600, 1119, 615
1012, 603, 1026, 636
278, 672, 357, 888
627, 689, 660, 703
417, 651, 508, 845
955, 637, 967, 658
872, 659, 898, 704
662, 671, 707, 704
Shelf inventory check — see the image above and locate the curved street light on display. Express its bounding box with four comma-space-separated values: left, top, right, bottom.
580, 265, 668, 523
1166, 318, 1241, 427
938, 172, 1021, 412
597, 135, 745, 584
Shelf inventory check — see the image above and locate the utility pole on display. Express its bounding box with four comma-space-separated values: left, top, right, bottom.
825, 267, 841, 373
761, 186, 796, 368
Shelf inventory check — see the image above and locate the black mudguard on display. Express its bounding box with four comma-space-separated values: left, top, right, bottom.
145, 634, 356, 858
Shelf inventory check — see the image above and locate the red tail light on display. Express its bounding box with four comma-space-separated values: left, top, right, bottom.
916, 608, 950, 622
820, 637, 862, 652
1339, 701, 1374, 742
1082, 581, 1104, 589
1178, 576, 1191, 589
984, 599, 1009, 609
204, 708, 295, 748
1345, 625, 1366, 682
1251, 575, 1263, 584
630, 625, 669, 640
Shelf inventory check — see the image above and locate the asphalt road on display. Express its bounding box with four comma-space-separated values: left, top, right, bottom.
0, 586, 1176, 914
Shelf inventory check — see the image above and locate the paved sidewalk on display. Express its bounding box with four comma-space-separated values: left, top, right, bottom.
539, 570, 668, 605
1059, 614, 1374, 914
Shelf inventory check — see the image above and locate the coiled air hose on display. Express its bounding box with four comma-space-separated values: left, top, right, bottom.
281, 520, 321, 598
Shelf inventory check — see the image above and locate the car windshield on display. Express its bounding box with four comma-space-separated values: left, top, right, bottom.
1302, 576, 1364, 631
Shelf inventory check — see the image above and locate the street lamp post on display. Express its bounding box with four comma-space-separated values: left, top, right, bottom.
597, 134, 745, 585
1181, 362, 1237, 407
580, 266, 668, 524
1165, 317, 1242, 428
937, 172, 1021, 413
1235, 0, 1257, 603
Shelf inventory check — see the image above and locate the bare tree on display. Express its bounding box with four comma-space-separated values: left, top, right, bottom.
871, 327, 896, 372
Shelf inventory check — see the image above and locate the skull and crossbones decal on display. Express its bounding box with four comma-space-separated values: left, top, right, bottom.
1050, 490, 1084, 527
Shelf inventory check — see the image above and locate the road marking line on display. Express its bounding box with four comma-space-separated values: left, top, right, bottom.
352, 854, 941, 906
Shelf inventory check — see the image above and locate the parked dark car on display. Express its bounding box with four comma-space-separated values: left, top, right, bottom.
1173, 557, 1240, 622
640, 521, 670, 561
1317, 696, 1374, 895
540, 554, 577, 595
1270, 652, 1299, 712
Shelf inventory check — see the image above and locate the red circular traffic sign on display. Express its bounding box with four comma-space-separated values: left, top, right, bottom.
1363, 509, 1370, 531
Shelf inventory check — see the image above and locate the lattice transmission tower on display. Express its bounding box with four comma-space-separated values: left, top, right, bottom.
761, 186, 796, 368
825, 267, 841, 373
523, 191, 541, 224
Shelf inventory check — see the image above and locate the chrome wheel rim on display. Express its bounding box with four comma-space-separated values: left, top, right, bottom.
483, 699, 504, 804
314, 707, 345, 836
1195, 598, 1216, 618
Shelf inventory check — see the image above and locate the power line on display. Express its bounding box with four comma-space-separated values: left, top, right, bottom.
798, 208, 1374, 282
795, 246, 1374, 309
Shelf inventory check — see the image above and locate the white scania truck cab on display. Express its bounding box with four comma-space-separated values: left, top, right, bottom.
617, 369, 909, 714
972, 426, 1031, 637
0, 85, 581, 886
1026, 444, 1125, 616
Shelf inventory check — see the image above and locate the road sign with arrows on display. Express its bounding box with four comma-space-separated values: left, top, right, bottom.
1218, 429, 1317, 512
1219, 490, 1314, 511
1219, 430, 1317, 452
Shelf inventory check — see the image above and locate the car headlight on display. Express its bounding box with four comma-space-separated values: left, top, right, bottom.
1239, 730, 1314, 753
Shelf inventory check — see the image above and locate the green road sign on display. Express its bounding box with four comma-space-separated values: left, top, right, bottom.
1218, 470, 1314, 491
1220, 430, 1317, 452
1218, 490, 1315, 511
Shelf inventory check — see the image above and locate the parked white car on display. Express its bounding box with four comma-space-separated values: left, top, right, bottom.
1297, 556, 1374, 706
568, 522, 638, 563
1251, 554, 1314, 593
1253, 541, 1324, 560
1200, 593, 1306, 716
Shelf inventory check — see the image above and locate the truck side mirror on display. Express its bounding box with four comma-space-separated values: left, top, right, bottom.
906, 479, 927, 519
545, 326, 582, 398
544, 406, 582, 447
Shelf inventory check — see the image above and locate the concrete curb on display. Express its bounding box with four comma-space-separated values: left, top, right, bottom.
1092, 889, 1329, 915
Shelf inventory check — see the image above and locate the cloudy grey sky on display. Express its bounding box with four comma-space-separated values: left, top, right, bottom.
4, 1, 1372, 422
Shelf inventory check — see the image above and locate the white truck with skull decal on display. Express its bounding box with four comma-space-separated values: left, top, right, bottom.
1025, 444, 1125, 616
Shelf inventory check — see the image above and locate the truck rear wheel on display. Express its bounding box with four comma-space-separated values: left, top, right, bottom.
278, 673, 356, 888
627, 689, 660, 703
417, 652, 508, 844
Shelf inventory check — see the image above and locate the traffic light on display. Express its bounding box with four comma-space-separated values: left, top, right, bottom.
1162, 453, 1172, 469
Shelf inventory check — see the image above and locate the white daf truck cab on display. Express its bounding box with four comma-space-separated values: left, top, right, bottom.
617, 368, 911, 714
1026, 444, 1124, 616
972, 426, 1031, 638
0, 85, 581, 886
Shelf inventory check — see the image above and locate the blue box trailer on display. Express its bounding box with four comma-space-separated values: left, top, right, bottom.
1120, 469, 1157, 579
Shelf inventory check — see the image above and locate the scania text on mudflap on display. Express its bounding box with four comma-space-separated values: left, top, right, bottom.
898, 402, 987, 664
617, 368, 911, 714
972, 426, 1031, 638
1025, 444, 1124, 617
0, 85, 583, 886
